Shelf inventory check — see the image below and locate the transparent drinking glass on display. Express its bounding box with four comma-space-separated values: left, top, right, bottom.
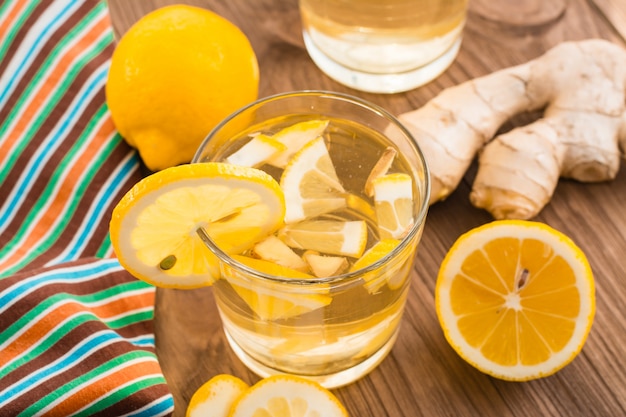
193, 91, 430, 388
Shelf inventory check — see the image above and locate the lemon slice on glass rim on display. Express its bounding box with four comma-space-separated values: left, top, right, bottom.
109, 162, 285, 289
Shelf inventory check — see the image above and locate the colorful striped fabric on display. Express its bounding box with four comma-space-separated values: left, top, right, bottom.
0, 0, 174, 415
0, 258, 173, 416
0, 0, 139, 275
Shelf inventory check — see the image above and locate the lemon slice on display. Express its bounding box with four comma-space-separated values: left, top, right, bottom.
225, 134, 287, 167
186, 374, 249, 417
109, 163, 285, 288
350, 238, 400, 293
436, 220, 595, 381
373, 173, 414, 239
267, 119, 330, 168
228, 255, 331, 320
280, 136, 346, 223
279, 220, 368, 258
229, 374, 348, 417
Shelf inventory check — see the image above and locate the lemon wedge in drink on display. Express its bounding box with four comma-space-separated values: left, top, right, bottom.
279, 219, 368, 258
109, 163, 285, 288
351, 238, 400, 271
267, 119, 329, 168
373, 173, 414, 239
225, 134, 286, 168
227, 255, 332, 320
436, 220, 595, 381
350, 238, 401, 293
280, 136, 346, 223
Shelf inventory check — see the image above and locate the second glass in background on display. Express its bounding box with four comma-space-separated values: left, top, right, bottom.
300, 0, 468, 94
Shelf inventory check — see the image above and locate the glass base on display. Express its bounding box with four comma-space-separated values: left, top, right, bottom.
224, 327, 399, 389
303, 31, 462, 94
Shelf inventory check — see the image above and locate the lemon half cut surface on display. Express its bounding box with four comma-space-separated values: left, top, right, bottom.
109, 163, 285, 288
435, 220, 595, 381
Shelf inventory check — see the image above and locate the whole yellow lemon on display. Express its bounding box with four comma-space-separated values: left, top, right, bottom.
106, 5, 259, 171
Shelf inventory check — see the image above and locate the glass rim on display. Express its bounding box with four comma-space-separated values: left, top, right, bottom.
193, 89, 431, 286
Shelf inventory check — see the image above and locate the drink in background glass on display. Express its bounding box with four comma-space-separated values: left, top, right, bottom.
193, 91, 430, 388
299, 0, 468, 93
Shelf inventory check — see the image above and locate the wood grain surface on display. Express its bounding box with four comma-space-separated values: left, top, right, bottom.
107, 0, 626, 415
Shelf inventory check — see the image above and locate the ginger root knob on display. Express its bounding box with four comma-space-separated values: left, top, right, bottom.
399, 39, 626, 219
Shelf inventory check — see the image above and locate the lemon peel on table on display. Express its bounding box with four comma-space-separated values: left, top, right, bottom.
186, 374, 348, 417
109, 163, 285, 289
435, 220, 595, 381
186, 374, 249, 417
106, 5, 259, 171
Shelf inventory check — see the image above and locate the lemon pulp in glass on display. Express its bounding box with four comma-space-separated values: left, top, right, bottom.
210, 115, 423, 387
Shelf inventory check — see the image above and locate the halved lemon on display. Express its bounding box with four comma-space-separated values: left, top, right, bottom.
436, 220, 595, 381
266, 119, 329, 168
279, 219, 368, 258
373, 173, 414, 240
280, 136, 346, 223
109, 163, 285, 288
228, 374, 348, 417
186, 374, 249, 417
227, 255, 332, 320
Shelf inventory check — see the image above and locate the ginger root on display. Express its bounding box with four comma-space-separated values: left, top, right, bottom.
398, 39, 626, 219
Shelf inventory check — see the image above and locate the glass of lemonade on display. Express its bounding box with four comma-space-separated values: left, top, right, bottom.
193, 91, 430, 388
299, 0, 468, 93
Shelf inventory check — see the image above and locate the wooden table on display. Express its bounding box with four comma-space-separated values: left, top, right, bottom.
108, 1, 626, 415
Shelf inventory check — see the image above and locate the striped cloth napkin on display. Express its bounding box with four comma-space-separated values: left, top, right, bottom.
0, 0, 174, 415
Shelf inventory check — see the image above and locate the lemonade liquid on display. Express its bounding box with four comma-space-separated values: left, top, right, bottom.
209, 115, 424, 388
300, 0, 468, 74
